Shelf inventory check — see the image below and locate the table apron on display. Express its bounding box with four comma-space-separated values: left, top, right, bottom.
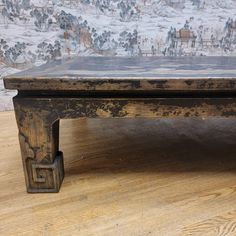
13, 96, 236, 119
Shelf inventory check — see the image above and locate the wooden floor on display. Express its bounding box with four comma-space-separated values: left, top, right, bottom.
2, 112, 236, 235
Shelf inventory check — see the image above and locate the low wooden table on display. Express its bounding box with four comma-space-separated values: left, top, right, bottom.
4, 56, 236, 193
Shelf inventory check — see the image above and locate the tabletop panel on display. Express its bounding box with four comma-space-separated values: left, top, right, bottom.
4, 57, 236, 92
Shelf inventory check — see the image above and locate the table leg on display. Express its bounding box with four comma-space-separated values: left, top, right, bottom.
13, 98, 64, 193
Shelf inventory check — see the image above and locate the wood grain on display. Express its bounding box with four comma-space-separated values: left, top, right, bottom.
2, 111, 236, 235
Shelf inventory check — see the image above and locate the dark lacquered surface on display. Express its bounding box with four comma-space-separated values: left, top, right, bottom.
5, 56, 236, 78
4, 56, 236, 91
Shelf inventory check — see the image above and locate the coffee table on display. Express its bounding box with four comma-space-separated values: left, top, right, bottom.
4, 56, 236, 193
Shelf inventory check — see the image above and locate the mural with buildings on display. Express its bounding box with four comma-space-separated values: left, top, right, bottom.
0, 0, 236, 110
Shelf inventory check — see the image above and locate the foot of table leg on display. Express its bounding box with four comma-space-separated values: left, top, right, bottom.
26, 152, 64, 193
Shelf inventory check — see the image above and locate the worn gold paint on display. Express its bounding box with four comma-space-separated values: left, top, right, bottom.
4, 56, 236, 192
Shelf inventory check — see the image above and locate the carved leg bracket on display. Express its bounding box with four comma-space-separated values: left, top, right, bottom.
27, 152, 64, 193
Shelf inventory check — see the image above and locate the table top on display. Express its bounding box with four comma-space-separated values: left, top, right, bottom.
4, 56, 236, 92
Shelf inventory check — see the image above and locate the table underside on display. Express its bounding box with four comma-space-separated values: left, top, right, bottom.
13, 92, 236, 193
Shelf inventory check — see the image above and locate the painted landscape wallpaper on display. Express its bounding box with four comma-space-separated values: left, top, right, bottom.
0, 0, 236, 110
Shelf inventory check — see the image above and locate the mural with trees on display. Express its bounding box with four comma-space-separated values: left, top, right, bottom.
0, 0, 236, 110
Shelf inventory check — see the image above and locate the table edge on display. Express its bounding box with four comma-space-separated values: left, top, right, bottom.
4, 77, 236, 91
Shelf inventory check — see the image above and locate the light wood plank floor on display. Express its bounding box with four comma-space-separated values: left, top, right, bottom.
1, 111, 236, 236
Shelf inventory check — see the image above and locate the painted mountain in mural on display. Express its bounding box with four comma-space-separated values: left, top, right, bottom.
0, 0, 236, 110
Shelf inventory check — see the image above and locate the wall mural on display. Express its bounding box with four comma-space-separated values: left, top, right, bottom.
0, 0, 236, 110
